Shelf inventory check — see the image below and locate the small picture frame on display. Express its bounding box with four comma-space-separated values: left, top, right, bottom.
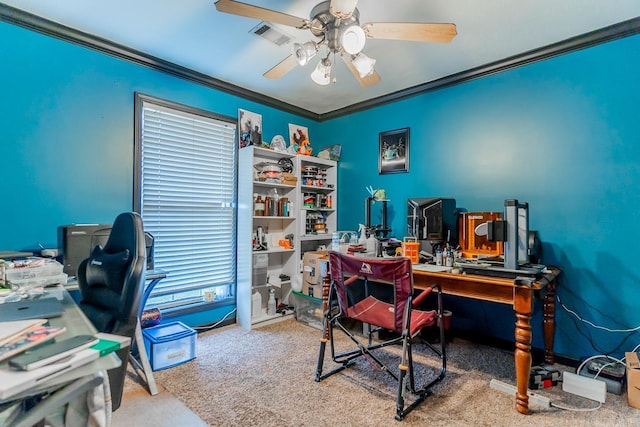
288, 123, 312, 155
379, 127, 409, 174
238, 109, 262, 148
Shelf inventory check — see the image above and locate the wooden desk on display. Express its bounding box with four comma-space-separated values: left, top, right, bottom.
412, 266, 561, 415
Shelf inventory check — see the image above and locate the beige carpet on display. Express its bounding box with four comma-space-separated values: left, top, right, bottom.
138, 319, 640, 426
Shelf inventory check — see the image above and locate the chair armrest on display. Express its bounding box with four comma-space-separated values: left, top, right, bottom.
412, 286, 435, 308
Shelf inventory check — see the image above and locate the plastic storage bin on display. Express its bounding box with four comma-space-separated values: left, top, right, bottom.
293, 291, 324, 330
10, 273, 68, 288
6, 259, 67, 289
142, 321, 196, 371
6, 260, 64, 281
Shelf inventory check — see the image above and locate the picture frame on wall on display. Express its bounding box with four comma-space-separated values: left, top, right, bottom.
379, 127, 409, 174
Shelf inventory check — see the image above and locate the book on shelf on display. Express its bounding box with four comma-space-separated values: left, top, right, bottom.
0, 324, 66, 363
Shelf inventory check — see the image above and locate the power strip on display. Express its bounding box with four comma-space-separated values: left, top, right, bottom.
489, 379, 551, 408
579, 368, 624, 395
562, 371, 607, 403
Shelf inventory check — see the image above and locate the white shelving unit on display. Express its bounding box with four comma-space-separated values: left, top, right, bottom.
237, 146, 298, 329
294, 154, 338, 292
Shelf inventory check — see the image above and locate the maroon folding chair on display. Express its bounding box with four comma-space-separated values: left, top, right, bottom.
316, 251, 447, 421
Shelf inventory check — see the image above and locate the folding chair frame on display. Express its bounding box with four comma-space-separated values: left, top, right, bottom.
315, 253, 447, 421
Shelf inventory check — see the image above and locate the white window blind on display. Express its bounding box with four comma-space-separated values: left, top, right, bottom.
139, 98, 237, 310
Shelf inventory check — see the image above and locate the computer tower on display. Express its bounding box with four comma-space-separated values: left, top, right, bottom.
57, 224, 112, 276
407, 197, 458, 251
58, 224, 155, 276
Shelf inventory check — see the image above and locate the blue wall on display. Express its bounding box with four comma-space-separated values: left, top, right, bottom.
0, 21, 316, 328
319, 34, 640, 360
2, 17, 639, 360
0, 21, 317, 252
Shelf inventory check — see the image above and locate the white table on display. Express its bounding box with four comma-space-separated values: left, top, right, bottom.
0, 286, 121, 426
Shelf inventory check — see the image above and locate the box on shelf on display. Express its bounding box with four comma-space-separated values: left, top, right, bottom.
142, 321, 196, 371
303, 251, 327, 286
293, 291, 324, 330
281, 172, 297, 185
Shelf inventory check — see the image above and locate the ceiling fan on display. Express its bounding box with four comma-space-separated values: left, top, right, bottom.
214, 0, 457, 87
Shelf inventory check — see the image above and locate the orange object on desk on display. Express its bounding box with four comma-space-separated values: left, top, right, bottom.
458, 212, 504, 258
401, 237, 419, 264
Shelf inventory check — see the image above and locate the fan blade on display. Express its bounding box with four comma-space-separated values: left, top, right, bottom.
329, 0, 359, 19
264, 54, 299, 79
215, 0, 309, 29
340, 53, 381, 87
363, 22, 457, 43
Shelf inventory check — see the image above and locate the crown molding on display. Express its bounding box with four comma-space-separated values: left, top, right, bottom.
2, 4, 638, 122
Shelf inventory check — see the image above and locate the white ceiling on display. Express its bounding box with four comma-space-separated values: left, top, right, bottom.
4, 1, 640, 116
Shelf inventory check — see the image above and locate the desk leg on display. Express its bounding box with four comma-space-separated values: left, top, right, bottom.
130, 320, 159, 396
513, 287, 533, 415
543, 281, 556, 365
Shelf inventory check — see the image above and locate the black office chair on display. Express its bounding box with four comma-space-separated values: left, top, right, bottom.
77, 212, 146, 411
316, 252, 447, 421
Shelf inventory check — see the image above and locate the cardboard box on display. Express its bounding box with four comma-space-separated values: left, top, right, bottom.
302, 251, 328, 298
626, 352, 640, 409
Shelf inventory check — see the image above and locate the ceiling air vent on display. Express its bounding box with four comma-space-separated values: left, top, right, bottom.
250, 22, 293, 47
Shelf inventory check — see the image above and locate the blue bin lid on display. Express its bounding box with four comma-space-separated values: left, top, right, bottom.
143, 321, 195, 343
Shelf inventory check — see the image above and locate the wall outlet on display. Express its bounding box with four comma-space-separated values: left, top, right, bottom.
562, 371, 607, 403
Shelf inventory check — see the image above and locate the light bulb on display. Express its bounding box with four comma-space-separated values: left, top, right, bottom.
293, 42, 317, 66
341, 25, 366, 55
311, 58, 332, 85
352, 53, 376, 78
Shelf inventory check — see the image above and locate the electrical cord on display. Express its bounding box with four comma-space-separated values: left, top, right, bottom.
192, 307, 237, 332
550, 401, 602, 412
557, 291, 639, 355
557, 293, 640, 333
576, 354, 625, 380
549, 282, 640, 413
555, 278, 640, 355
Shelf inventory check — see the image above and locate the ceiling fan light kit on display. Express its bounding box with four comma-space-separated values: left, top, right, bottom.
293, 41, 318, 66
341, 25, 366, 55
311, 57, 333, 85
351, 52, 376, 78
329, 0, 359, 19
214, 0, 457, 87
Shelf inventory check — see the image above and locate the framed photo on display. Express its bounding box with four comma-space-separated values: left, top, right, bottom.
288, 123, 311, 155
379, 127, 409, 174
238, 109, 262, 148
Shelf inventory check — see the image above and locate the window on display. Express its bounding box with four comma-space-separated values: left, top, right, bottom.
134, 93, 237, 311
